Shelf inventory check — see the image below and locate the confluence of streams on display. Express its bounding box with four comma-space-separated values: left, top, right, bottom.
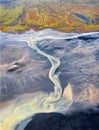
29, 38, 62, 103
1, 31, 98, 130
0, 36, 71, 130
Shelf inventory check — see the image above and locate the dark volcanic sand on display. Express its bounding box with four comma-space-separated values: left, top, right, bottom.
24, 109, 99, 130
0, 30, 99, 130
0, 31, 99, 105
0, 40, 53, 102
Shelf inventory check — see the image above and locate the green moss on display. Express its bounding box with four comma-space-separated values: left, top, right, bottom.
0, 1, 98, 33
0, 6, 23, 25
14, 25, 28, 31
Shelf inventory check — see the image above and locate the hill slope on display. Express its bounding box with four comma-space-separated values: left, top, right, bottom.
0, 0, 99, 33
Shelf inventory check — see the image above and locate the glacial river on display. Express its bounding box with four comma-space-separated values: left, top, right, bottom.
0, 29, 99, 130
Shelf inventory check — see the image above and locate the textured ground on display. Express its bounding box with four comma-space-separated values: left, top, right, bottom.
0, 40, 52, 102
0, 30, 99, 106
0, 0, 99, 32
0, 30, 99, 130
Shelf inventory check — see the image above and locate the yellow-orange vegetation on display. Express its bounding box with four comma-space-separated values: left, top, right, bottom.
25, 8, 42, 26
0, 2, 99, 33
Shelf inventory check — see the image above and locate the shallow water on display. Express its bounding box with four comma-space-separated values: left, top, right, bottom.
74, 13, 90, 24
0, 29, 99, 130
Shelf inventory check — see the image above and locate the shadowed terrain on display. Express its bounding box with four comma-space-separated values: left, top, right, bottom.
24, 108, 99, 130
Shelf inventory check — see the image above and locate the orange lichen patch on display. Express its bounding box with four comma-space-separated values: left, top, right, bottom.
44, 16, 59, 27
0, 26, 9, 32
0, 26, 13, 33
55, 14, 73, 27
25, 8, 42, 26
0, 24, 28, 33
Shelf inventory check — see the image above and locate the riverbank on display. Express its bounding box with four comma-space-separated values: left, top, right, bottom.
0, 29, 99, 130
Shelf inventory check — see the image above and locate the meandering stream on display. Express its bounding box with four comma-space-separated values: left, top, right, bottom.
0, 29, 99, 130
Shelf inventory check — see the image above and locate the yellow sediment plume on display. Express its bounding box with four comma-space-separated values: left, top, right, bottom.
63, 83, 73, 101
1, 29, 98, 130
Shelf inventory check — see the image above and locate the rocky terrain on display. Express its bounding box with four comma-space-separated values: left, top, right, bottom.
0, 29, 99, 130
0, 30, 99, 105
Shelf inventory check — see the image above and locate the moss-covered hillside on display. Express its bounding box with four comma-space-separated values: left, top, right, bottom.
0, 0, 99, 33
